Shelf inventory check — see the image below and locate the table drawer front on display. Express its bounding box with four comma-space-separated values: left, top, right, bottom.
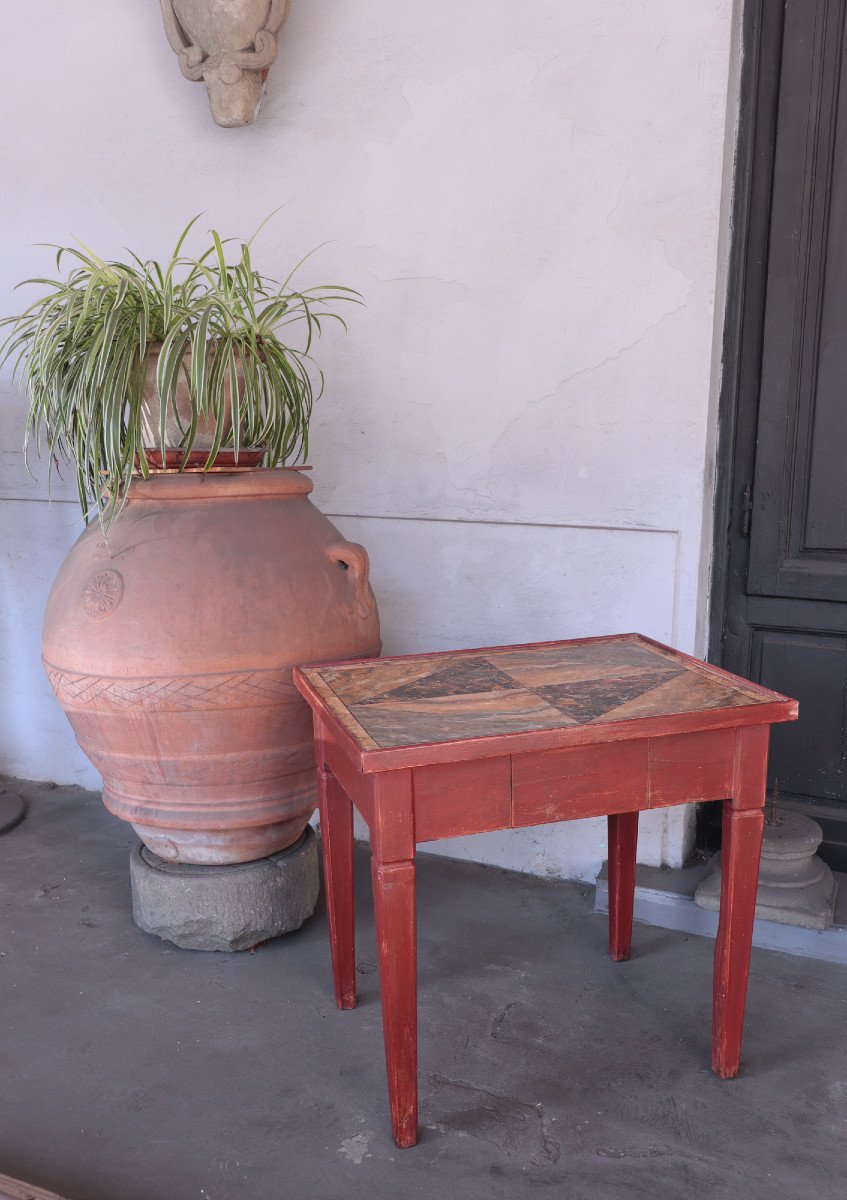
511, 729, 737, 826
413, 757, 511, 842
512, 741, 649, 825
648, 728, 734, 807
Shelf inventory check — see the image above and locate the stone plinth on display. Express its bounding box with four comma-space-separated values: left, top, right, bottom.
695, 811, 837, 930
130, 826, 319, 951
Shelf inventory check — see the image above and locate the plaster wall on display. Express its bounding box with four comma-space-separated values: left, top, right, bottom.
0, 0, 740, 881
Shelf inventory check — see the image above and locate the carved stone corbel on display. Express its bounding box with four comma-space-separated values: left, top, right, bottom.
160, 0, 293, 127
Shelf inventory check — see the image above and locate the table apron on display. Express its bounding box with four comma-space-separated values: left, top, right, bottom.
319, 725, 750, 844
320, 738, 375, 828
413, 727, 737, 843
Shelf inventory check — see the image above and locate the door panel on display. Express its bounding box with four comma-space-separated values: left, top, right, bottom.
715, 0, 847, 869
751, 629, 846, 800
746, 0, 847, 601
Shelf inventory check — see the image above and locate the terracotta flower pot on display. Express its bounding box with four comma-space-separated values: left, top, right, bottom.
139, 342, 248, 465
42, 469, 380, 864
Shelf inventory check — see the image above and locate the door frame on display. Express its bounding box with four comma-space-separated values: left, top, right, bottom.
702, 0, 783, 852
709, 0, 784, 669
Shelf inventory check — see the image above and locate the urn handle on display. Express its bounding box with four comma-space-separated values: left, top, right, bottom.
325, 541, 375, 620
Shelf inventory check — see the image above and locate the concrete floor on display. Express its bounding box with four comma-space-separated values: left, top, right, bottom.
2, 780, 847, 1200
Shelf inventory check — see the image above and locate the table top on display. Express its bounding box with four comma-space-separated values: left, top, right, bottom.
294, 634, 797, 770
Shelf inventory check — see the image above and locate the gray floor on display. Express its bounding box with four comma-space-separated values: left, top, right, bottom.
2, 780, 847, 1200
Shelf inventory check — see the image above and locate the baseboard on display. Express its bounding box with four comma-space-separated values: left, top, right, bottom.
594, 858, 847, 965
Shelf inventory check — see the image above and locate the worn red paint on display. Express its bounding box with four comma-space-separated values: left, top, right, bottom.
294, 634, 797, 1148
608, 810, 639, 962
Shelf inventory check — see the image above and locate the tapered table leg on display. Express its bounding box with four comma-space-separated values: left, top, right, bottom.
712, 726, 768, 1078
608, 811, 639, 961
372, 857, 418, 1148
317, 767, 357, 1010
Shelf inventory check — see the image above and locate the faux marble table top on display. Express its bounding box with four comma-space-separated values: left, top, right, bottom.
299, 634, 774, 752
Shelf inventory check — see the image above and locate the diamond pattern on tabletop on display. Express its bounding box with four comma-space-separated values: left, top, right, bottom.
346, 687, 575, 749
308, 636, 768, 751
319, 658, 454, 705
491, 641, 680, 687
531, 669, 681, 724
363, 655, 520, 703
594, 670, 759, 723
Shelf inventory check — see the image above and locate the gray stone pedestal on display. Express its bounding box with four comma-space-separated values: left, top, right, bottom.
130, 825, 320, 951
695, 810, 837, 930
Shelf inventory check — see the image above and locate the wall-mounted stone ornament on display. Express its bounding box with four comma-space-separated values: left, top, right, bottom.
159, 0, 293, 127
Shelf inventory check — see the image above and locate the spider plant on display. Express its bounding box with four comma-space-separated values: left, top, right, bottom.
0, 216, 359, 527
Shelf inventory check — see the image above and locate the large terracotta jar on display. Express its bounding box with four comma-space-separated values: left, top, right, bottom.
42, 469, 380, 864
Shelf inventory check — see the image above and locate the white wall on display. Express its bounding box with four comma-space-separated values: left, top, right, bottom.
0, 1, 739, 881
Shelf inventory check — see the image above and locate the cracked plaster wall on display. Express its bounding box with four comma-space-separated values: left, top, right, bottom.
0, 0, 741, 881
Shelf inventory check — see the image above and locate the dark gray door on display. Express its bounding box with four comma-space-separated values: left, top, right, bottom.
714, 0, 847, 868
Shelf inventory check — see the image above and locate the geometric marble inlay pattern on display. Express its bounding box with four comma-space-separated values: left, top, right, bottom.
312, 635, 763, 750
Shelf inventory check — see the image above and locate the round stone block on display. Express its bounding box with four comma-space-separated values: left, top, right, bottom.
695, 811, 837, 930
130, 826, 320, 951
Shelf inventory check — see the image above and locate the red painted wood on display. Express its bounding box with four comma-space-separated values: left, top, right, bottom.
725, 723, 771, 811
294, 636, 797, 1148
512, 741, 648, 825
369, 769, 415, 863
317, 767, 357, 1010
371, 858, 418, 1148
648, 728, 734, 807
712, 725, 769, 1078
310, 695, 380, 767
608, 811, 639, 961
321, 738, 374, 827
414, 757, 511, 842
353, 701, 795, 773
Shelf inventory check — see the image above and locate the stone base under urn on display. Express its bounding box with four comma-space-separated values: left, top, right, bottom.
43, 467, 379, 948
130, 826, 320, 951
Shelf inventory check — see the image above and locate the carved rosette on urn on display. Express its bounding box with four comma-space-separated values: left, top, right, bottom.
42, 470, 381, 871
159, 0, 293, 127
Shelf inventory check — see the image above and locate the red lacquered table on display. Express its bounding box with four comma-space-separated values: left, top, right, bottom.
293, 634, 797, 1148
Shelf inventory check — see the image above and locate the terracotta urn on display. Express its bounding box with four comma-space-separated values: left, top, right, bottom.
42, 469, 380, 864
